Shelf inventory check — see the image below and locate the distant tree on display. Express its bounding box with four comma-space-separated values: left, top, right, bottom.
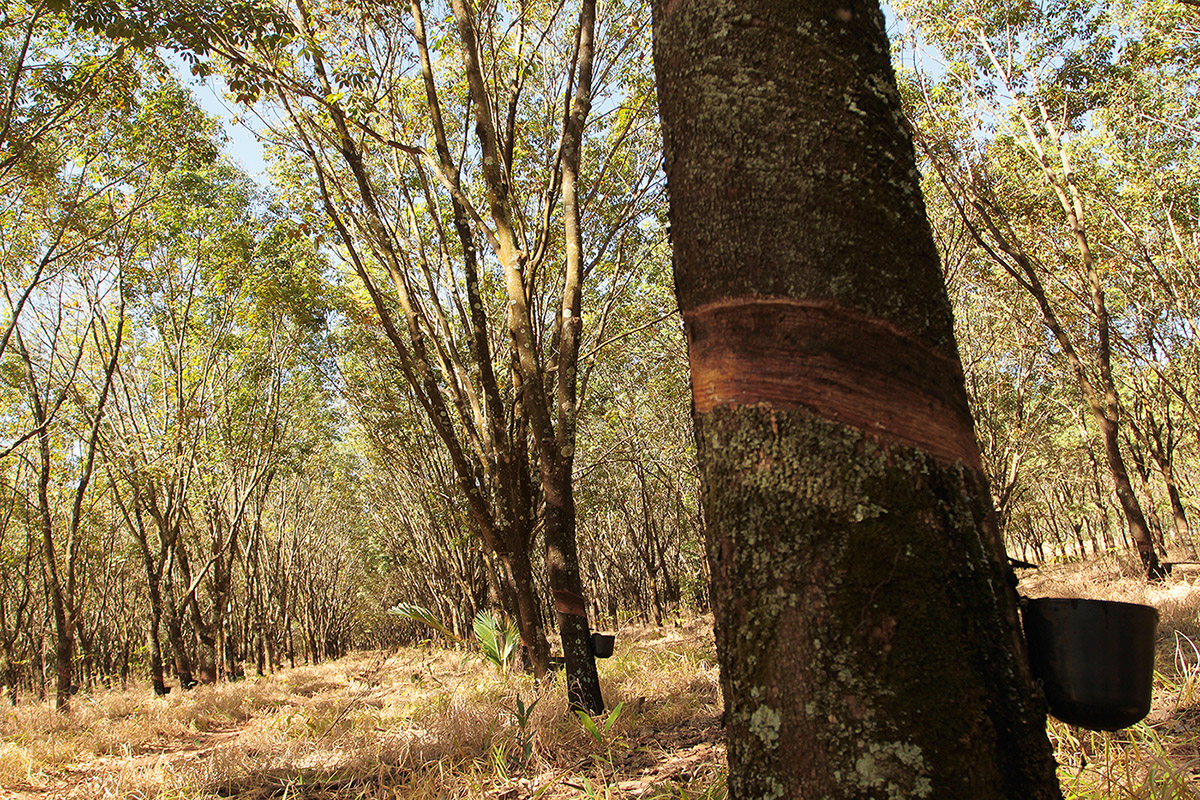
895, 0, 1200, 579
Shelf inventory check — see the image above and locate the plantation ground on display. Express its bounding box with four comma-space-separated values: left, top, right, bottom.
0, 618, 725, 799
2, 556, 1200, 799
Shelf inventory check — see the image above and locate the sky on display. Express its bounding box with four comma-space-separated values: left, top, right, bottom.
169, 53, 269, 181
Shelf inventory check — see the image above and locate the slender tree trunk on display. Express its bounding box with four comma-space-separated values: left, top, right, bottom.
1132, 407, 1199, 559
31, 632, 44, 701
1021, 77, 1163, 579
35, 433, 73, 712
176, 547, 216, 684
1097, 415, 1163, 572
652, 1, 1061, 797
499, 544, 551, 675
544, 0, 605, 714
160, 566, 194, 689
23, 360, 72, 711
1166, 482, 1197, 558
918, 95, 1161, 578
1081, 518, 1098, 555
1081, 428, 1116, 552
147, 613, 167, 695
544, 469, 603, 712
1, 645, 17, 705
127, 512, 171, 694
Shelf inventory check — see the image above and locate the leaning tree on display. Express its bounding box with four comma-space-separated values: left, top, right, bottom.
652, 0, 1063, 797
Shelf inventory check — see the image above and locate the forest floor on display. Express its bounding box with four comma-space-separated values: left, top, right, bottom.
3, 553, 1200, 799
0, 617, 725, 799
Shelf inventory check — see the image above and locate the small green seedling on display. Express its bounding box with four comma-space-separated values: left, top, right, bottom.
474, 610, 520, 669
509, 694, 540, 767
575, 701, 624, 744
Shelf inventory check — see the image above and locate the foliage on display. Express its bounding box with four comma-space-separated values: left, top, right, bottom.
504, 693, 540, 769
473, 610, 520, 670
389, 602, 460, 642
575, 700, 624, 745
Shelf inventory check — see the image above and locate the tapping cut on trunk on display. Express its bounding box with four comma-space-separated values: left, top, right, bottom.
686, 298, 981, 468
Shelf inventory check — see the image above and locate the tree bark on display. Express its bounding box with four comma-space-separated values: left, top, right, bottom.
652, 1, 1062, 797
147, 612, 168, 695
17, 330, 73, 712
544, 469, 603, 712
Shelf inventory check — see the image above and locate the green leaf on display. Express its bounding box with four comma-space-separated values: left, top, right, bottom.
575, 709, 603, 744
474, 610, 505, 667
603, 701, 624, 733
390, 602, 461, 642
500, 616, 520, 665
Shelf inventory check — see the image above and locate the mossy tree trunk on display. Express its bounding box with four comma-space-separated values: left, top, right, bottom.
652, 1, 1063, 797
446, 0, 604, 712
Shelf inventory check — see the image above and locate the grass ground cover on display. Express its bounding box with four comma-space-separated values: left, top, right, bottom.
0, 618, 724, 799
1, 555, 1199, 798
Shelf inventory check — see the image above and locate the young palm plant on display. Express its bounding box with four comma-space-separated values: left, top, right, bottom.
390, 603, 520, 669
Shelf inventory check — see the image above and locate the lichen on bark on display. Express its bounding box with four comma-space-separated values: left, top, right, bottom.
653, 0, 1063, 796
699, 404, 1058, 798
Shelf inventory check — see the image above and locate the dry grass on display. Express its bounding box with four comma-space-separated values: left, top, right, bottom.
1020, 553, 1200, 798
0, 617, 724, 799
5, 563, 1200, 799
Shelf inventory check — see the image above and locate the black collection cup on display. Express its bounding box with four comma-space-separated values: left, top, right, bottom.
1022, 597, 1158, 731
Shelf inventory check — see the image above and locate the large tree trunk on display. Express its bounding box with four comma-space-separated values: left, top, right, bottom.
652, 1, 1062, 797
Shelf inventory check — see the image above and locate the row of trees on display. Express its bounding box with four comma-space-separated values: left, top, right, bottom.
897, 0, 1200, 576
0, 0, 703, 711
172, 0, 678, 712
2, 0, 1199, 733
0, 26, 357, 710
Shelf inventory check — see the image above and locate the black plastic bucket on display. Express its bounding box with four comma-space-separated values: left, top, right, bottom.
1022, 597, 1158, 731
590, 633, 615, 658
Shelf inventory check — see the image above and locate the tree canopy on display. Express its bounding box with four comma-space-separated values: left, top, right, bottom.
1, 3, 1199, 795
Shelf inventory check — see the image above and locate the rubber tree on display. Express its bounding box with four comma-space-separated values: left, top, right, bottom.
652, 0, 1063, 797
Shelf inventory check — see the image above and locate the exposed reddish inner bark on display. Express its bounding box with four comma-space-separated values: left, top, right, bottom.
553, 589, 588, 617
686, 298, 982, 469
